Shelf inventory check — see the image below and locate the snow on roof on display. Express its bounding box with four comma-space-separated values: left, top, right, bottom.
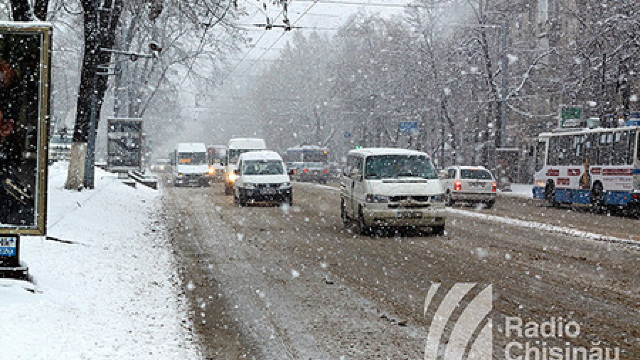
0, 21, 53, 29
348, 147, 430, 157
175, 142, 206, 152
239, 150, 283, 161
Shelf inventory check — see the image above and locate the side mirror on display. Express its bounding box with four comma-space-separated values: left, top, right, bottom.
220, 161, 224, 166
233, 169, 238, 175
349, 168, 360, 180
438, 170, 448, 180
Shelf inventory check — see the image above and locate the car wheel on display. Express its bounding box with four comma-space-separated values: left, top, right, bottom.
445, 191, 454, 206
239, 195, 247, 207
432, 225, 445, 236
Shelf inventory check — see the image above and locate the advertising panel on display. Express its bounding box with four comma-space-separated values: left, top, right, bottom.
107, 118, 143, 172
0, 24, 52, 236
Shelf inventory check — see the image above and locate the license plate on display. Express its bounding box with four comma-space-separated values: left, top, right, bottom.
0, 237, 17, 257
262, 188, 276, 195
397, 211, 422, 219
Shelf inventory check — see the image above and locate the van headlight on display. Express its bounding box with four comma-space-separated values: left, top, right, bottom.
430, 194, 444, 203
366, 194, 389, 203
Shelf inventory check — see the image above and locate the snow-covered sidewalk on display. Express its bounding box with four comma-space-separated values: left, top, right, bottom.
0, 163, 199, 359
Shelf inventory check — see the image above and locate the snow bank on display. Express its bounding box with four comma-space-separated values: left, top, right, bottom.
0, 163, 199, 359
448, 208, 639, 246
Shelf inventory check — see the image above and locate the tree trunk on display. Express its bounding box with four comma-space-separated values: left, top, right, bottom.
66, 0, 124, 189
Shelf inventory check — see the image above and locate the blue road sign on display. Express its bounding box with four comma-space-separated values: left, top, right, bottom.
399, 121, 419, 134
344, 131, 351, 139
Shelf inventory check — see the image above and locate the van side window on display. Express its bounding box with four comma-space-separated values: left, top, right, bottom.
345, 155, 353, 176
354, 157, 363, 180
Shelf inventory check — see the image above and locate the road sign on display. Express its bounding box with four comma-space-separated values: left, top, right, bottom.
399, 121, 419, 135
344, 131, 351, 139
560, 107, 582, 127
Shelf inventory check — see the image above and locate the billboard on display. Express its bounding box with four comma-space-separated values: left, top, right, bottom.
107, 118, 143, 172
0, 24, 52, 236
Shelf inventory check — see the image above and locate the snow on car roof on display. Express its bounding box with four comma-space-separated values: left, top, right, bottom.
239, 150, 283, 161
348, 147, 430, 157
449, 165, 488, 170
176, 143, 207, 152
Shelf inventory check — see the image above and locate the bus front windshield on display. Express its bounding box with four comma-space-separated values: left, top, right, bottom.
365, 155, 437, 180
178, 152, 207, 165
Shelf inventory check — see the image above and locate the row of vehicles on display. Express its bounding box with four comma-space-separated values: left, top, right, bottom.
164, 138, 503, 236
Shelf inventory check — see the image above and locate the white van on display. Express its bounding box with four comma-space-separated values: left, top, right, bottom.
233, 151, 292, 206
172, 143, 210, 187
340, 148, 446, 235
224, 138, 267, 194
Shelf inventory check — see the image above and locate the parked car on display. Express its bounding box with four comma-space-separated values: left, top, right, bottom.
340, 148, 446, 236
439, 166, 497, 208
233, 151, 292, 206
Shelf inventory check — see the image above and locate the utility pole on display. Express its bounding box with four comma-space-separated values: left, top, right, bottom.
498, 20, 509, 149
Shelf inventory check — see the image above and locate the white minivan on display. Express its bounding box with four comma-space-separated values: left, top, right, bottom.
172, 142, 210, 187
224, 138, 267, 194
233, 151, 292, 206
340, 148, 446, 235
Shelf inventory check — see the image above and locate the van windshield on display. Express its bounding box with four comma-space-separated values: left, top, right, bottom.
243, 160, 284, 175
229, 149, 262, 164
365, 155, 437, 180
178, 152, 207, 165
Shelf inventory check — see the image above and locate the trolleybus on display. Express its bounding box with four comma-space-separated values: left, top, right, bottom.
532, 120, 640, 211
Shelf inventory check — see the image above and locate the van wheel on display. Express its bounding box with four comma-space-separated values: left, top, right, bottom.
357, 207, 371, 236
340, 199, 349, 224
432, 225, 445, 236
239, 194, 247, 207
